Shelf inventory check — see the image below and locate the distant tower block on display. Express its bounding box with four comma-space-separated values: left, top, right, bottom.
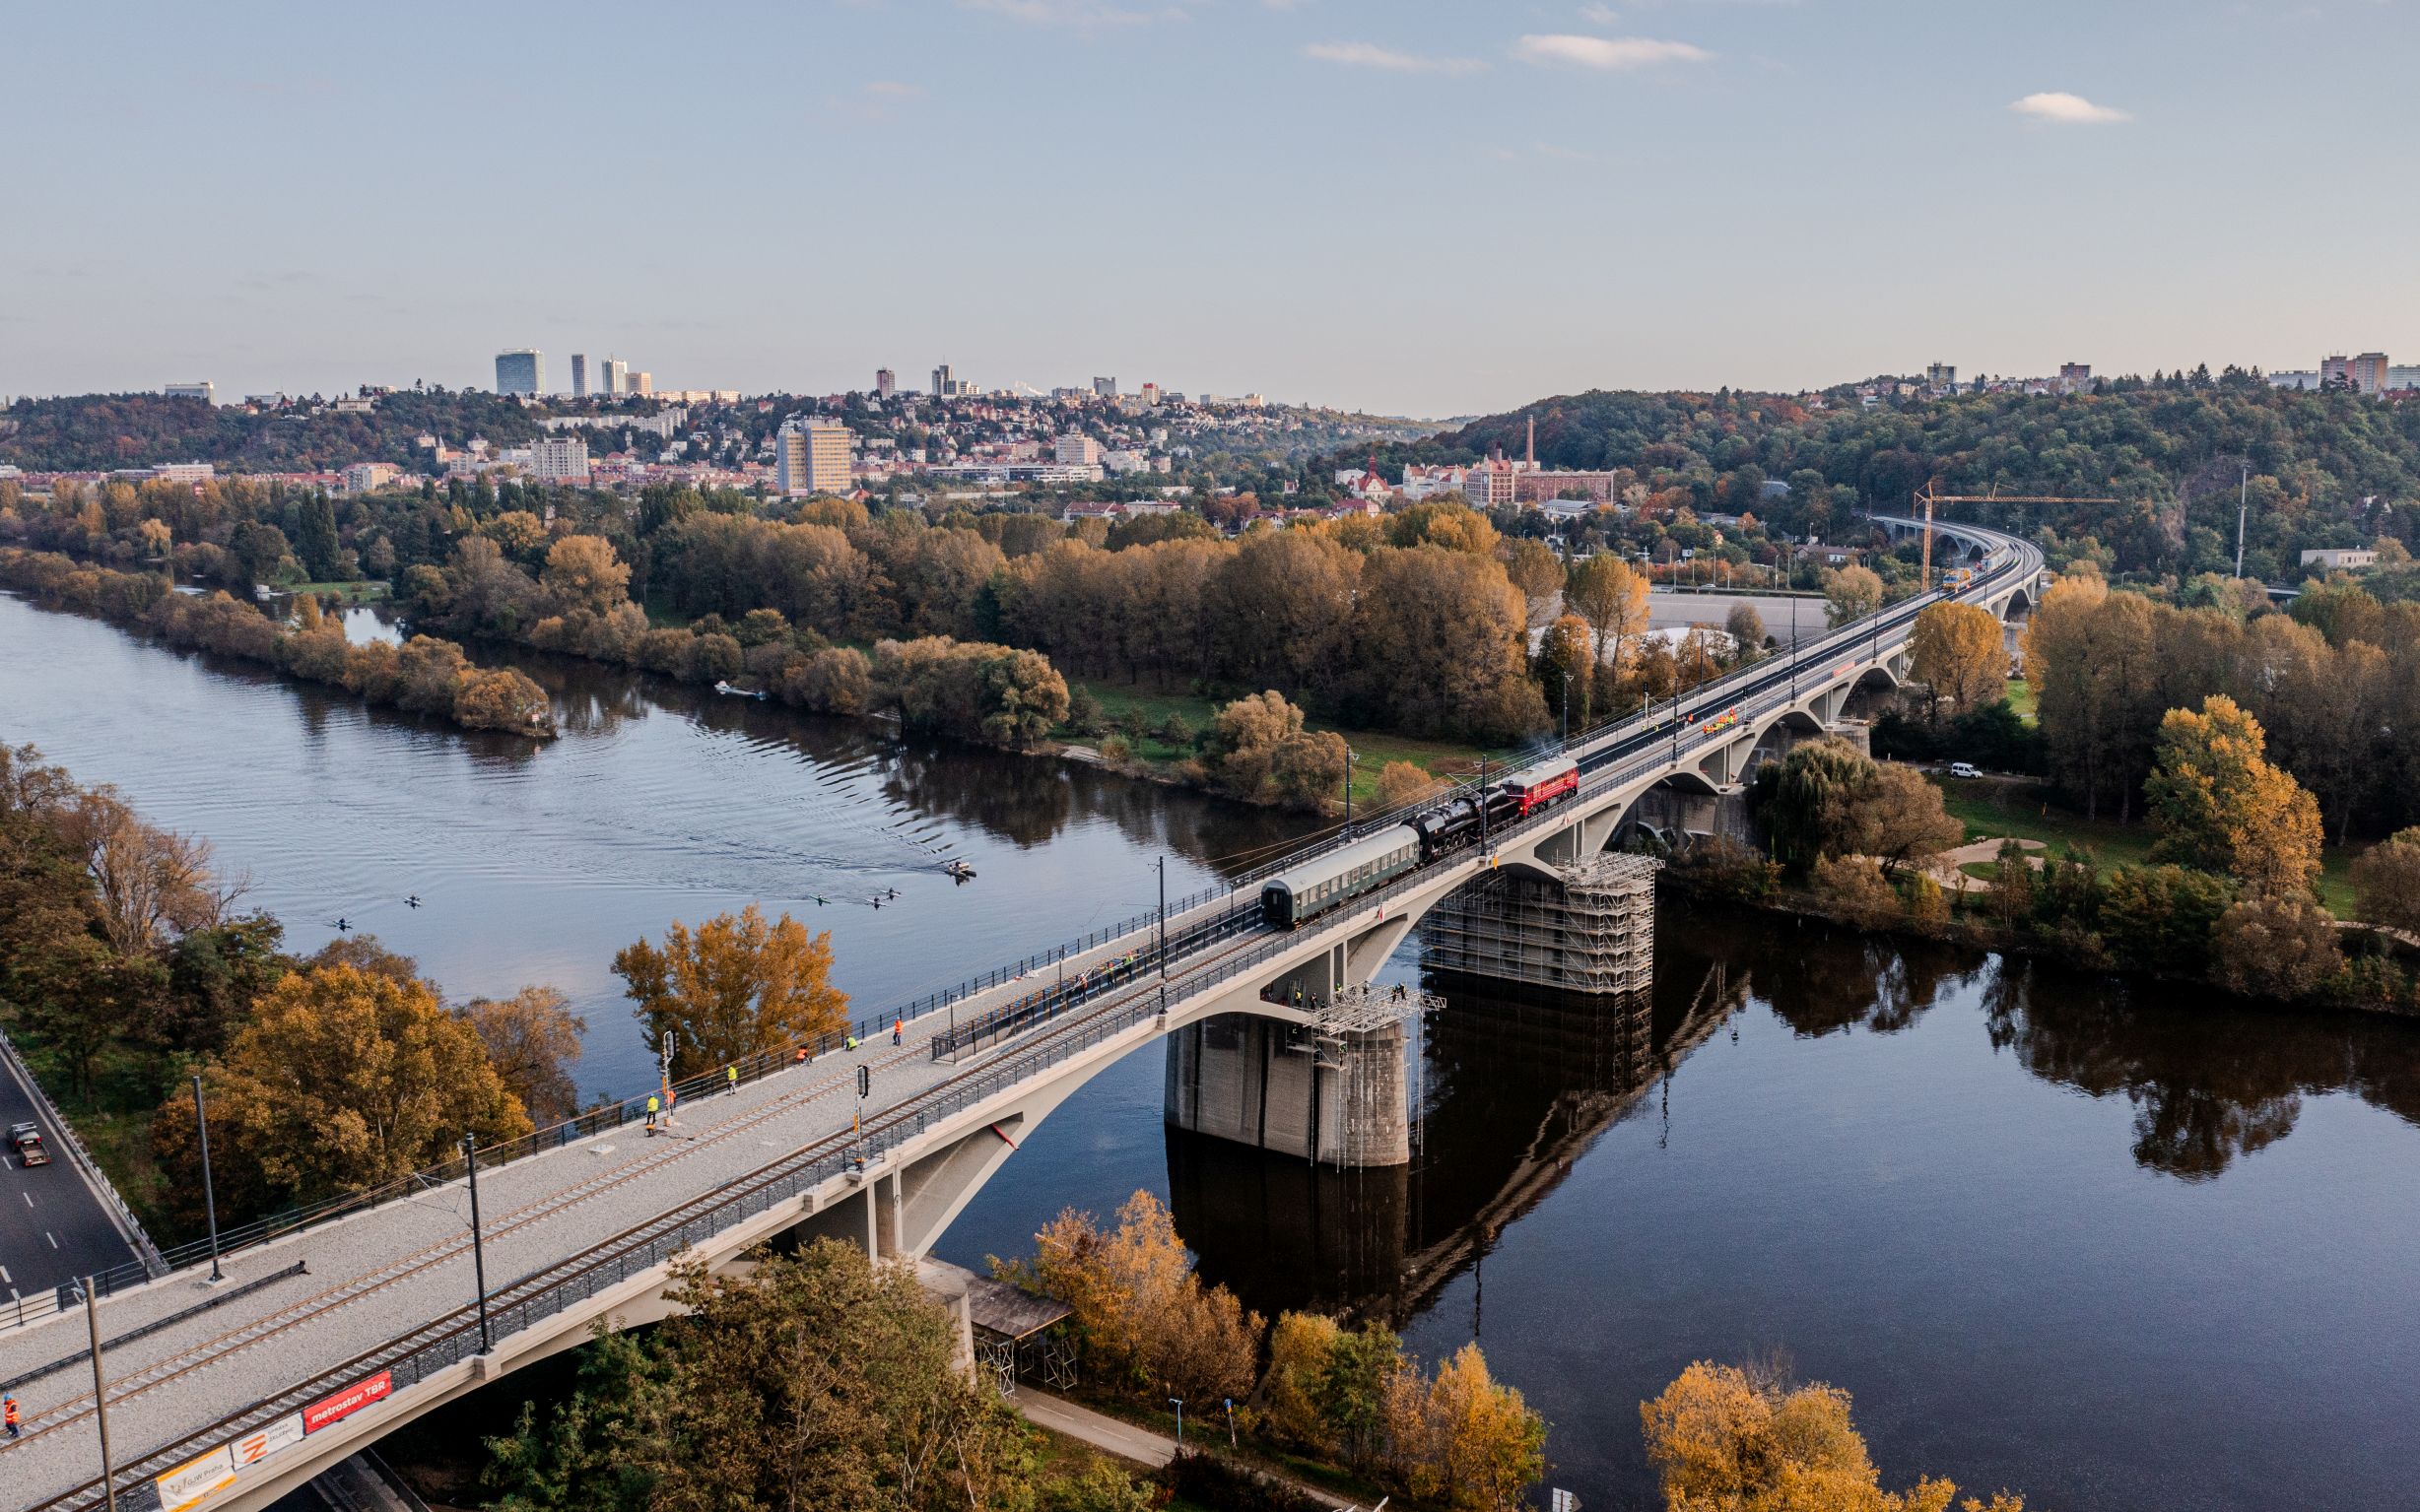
1421, 853, 1661, 995
1165, 985, 1431, 1168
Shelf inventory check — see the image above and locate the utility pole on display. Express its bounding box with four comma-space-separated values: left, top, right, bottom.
463, 1133, 492, 1354
1476, 757, 1490, 853
2236, 461, 2250, 579
1343, 749, 1357, 828
191, 1075, 222, 1283
86, 1280, 116, 1512
1155, 856, 1168, 978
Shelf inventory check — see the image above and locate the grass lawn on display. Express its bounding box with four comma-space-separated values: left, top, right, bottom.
1062, 676, 1520, 803
289, 579, 390, 604
1929, 773, 2361, 913
2004, 677, 2037, 722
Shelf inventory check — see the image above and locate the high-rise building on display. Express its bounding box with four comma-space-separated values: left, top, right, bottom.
496, 349, 544, 396
1055, 433, 1102, 466
775, 418, 852, 495
165, 381, 215, 403
2351, 353, 2390, 396
931, 362, 957, 398
600, 357, 629, 397
528, 435, 591, 484
571, 355, 588, 398
2320, 355, 2353, 389
1093, 375, 1117, 398
1139, 382, 1160, 406
630, 370, 653, 397
2388, 365, 2420, 392
1925, 362, 1956, 392
875, 367, 896, 399
2059, 362, 2092, 394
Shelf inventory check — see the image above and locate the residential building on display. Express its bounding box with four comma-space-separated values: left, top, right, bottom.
496, 349, 544, 396
775, 418, 851, 495
2301, 548, 2378, 570
1093, 375, 1117, 398
2351, 353, 2390, 396
2270, 370, 2322, 390
1055, 433, 1102, 466
2059, 362, 2092, 394
2389, 365, 2420, 392
1139, 382, 1160, 406
2321, 355, 2353, 390
343, 462, 400, 493
152, 461, 215, 484
1925, 362, 1956, 393
629, 370, 653, 397
931, 363, 971, 398
165, 381, 215, 403
600, 357, 629, 397
528, 436, 591, 484
875, 367, 896, 399
571, 355, 588, 398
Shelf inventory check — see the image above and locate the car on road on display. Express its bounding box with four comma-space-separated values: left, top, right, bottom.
9, 1121, 50, 1167
1948, 761, 1982, 780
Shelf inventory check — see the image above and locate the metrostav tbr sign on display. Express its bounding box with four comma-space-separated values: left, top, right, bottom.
302, 1369, 393, 1433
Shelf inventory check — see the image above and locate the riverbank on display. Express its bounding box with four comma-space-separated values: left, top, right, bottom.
0, 550, 556, 739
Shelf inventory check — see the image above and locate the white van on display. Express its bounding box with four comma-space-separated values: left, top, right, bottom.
1948, 761, 1981, 780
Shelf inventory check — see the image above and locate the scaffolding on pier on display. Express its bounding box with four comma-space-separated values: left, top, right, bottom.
1285, 983, 1433, 1170
1420, 852, 1662, 995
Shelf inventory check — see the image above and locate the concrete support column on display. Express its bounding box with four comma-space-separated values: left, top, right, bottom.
1164, 1014, 1410, 1167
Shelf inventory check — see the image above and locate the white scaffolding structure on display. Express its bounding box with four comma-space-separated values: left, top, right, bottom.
1421, 853, 1662, 995
1302, 984, 1433, 1170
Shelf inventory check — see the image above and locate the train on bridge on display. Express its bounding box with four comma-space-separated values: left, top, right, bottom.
1259, 757, 1582, 928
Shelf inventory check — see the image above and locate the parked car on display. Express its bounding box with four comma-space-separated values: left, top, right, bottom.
8, 1121, 50, 1167
1948, 761, 1982, 780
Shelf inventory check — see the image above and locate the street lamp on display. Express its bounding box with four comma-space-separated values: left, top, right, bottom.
462, 1132, 492, 1354
190, 1075, 222, 1283
1171, 1398, 1184, 1446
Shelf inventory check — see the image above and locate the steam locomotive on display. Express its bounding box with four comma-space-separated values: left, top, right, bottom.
1258, 758, 1581, 928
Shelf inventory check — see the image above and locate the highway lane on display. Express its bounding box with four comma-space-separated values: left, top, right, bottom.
0, 1041, 142, 1306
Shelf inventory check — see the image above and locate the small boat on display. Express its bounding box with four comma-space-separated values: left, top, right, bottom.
944, 860, 976, 882
713, 680, 769, 700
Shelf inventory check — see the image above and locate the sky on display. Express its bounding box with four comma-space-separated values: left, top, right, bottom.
6, 0, 2416, 419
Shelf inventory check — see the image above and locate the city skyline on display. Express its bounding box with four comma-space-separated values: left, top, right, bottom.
6, 0, 2416, 417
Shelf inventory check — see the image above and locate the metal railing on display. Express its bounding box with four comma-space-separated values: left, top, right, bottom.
0, 1026, 168, 1310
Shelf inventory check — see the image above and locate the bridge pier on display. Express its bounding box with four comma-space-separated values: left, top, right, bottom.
1421, 853, 1660, 994
1164, 999, 1418, 1168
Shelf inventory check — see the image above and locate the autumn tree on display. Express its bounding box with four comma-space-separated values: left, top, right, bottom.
1376, 759, 1446, 815
1021, 1190, 1263, 1407
1386, 1343, 1550, 1512
1203, 690, 1307, 799
1271, 729, 1350, 812
614, 905, 848, 1077
1349, 546, 1547, 741
152, 962, 532, 1227
1841, 761, 1964, 878
458, 986, 587, 1125
1724, 602, 1767, 663
1500, 538, 1566, 626
486, 1242, 1032, 1512
2145, 695, 2322, 896
1823, 563, 1884, 626
1534, 614, 1594, 732
1387, 499, 1500, 557
1565, 554, 1651, 704
1909, 601, 2006, 718
2212, 890, 2342, 1001
2350, 828, 2420, 938
539, 535, 633, 618
1641, 1361, 2018, 1512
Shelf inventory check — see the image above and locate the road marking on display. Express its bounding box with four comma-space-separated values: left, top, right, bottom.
1, 1265, 11, 1283
21, 1192, 30, 1208
46, 1230, 58, 1249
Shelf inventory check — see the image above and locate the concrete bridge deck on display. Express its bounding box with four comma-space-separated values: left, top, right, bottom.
0, 516, 2039, 1512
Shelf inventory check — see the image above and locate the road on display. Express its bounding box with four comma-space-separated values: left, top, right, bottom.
0, 1041, 144, 1307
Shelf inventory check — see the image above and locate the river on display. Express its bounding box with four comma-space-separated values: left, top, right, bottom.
4, 591, 2417, 1510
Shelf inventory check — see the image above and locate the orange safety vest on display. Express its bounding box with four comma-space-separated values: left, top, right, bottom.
5, 1400, 19, 1426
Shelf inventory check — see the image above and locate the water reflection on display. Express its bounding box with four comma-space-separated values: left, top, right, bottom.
1173, 963, 1746, 1323
1983, 956, 2420, 1180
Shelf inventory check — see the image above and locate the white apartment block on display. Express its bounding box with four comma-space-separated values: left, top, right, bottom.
528, 436, 591, 484
1055, 433, 1102, 466
775, 419, 851, 495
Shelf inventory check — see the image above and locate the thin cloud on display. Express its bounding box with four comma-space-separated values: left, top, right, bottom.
2010, 91, 2131, 124
1579, 2, 1620, 21
1514, 33, 1712, 69
1305, 40, 1487, 74
862, 80, 924, 98
956, 0, 1185, 28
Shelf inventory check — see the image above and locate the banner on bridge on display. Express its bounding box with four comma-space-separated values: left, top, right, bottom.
302, 1369, 392, 1434
154, 1446, 235, 1512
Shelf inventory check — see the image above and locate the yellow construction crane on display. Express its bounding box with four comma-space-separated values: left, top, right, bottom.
1911, 482, 2118, 589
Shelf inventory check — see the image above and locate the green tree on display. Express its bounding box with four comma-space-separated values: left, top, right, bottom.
2350, 827, 2420, 937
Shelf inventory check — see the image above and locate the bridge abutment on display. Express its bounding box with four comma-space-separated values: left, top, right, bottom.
1164, 1000, 1418, 1168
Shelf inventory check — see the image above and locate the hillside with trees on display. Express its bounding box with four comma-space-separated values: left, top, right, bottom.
0, 391, 551, 472
1365, 378, 2420, 580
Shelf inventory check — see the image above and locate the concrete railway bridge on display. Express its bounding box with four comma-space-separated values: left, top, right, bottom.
0, 518, 2040, 1512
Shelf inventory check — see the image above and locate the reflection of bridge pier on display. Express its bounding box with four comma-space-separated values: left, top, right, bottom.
1172, 964, 1745, 1321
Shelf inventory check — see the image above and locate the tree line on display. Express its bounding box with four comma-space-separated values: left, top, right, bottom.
0, 547, 555, 738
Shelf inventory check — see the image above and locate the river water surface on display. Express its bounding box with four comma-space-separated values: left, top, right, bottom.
4, 591, 2416, 1510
